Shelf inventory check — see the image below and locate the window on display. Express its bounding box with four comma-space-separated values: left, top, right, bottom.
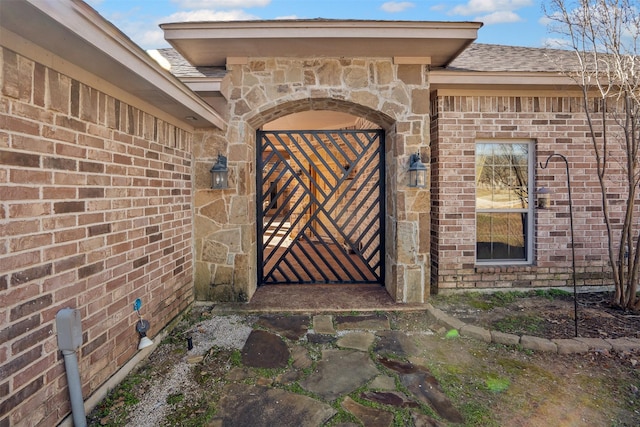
476, 141, 533, 263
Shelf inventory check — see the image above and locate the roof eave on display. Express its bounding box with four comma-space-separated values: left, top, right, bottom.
430, 70, 579, 92
0, 0, 226, 130
161, 20, 483, 67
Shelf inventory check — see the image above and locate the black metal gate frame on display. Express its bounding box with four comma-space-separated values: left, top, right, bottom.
257, 129, 385, 285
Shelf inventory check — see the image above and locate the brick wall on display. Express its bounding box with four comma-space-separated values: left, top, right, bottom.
431, 94, 626, 291
0, 47, 194, 426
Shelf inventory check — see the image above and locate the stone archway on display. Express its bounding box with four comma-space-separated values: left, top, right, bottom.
192, 57, 431, 304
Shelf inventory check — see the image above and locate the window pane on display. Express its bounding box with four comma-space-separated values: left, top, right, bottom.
476, 210, 527, 260
476, 144, 528, 209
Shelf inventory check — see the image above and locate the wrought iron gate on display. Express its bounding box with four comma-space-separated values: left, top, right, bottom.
257, 129, 384, 285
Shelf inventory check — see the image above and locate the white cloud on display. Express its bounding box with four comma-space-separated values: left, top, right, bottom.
476, 10, 522, 24
163, 9, 259, 22
380, 2, 415, 13
452, 0, 533, 16
275, 15, 300, 20
543, 37, 573, 49
172, 0, 271, 8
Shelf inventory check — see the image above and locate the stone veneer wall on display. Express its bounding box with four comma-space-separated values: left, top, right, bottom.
192, 57, 431, 303
431, 93, 629, 291
0, 47, 194, 426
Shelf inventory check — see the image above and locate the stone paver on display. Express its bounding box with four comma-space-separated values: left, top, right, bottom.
370, 375, 397, 391
300, 349, 378, 401
412, 412, 447, 427
255, 314, 309, 340
374, 330, 420, 357
162, 304, 640, 426
342, 396, 394, 427
212, 383, 335, 427
241, 330, 289, 368
313, 314, 335, 334
336, 331, 375, 351
360, 391, 420, 408
335, 313, 390, 330
291, 344, 313, 369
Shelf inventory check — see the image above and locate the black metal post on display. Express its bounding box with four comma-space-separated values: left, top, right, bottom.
540, 153, 579, 337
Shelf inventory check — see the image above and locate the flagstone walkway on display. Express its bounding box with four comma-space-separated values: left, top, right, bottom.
207, 312, 457, 427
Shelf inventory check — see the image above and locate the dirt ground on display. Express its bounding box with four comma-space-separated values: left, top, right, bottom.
432, 290, 640, 340
88, 291, 640, 426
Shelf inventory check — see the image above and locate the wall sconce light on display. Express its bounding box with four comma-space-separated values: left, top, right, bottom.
408, 153, 428, 188
537, 187, 551, 209
210, 154, 228, 189
134, 298, 153, 350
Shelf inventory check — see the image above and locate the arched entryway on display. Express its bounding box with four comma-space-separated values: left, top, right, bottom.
257, 127, 385, 285
194, 57, 431, 304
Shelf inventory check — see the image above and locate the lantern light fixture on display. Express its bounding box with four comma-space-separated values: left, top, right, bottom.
537, 187, 551, 209
408, 152, 428, 188
210, 154, 228, 189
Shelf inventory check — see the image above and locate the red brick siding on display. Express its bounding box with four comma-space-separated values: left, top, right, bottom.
0, 47, 193, 426
431, 94, 625, 290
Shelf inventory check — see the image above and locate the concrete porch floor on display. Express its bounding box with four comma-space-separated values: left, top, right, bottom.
212, 284, 428, 313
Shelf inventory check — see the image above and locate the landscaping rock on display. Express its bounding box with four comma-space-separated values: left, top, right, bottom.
552, 339, 590, 354
574, 337, 613, 351
606, 338, 640, 352
460, 324, 491, 342
491, 330, 520, 346
521, 335, 558, 352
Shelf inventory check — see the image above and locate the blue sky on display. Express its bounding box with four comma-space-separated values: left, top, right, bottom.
88, 0, 555, 51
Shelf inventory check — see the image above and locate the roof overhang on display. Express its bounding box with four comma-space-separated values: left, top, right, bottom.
0, 0, 225, 130
429, 70, 580, 92
161, 20, 483, 67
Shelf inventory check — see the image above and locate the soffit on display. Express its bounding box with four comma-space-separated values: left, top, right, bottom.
161, 20, 483, 67
0, 0, 225, 130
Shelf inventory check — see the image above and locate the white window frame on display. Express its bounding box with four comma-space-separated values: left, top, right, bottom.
475, 139, 534, 265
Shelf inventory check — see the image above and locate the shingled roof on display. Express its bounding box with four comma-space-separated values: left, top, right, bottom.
447, 43, 578, 72
156, 48, 226, 78
155, 43, 578, 79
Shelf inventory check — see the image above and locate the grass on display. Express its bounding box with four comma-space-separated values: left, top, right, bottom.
89, 367, 150, 426
433, 288, 571, 311
492, 314, 544, 334
89, 299, 638, 427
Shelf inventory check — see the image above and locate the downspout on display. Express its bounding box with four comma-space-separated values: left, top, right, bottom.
56, 308, 87, 427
